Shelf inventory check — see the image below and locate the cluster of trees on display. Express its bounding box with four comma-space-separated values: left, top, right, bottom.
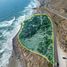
20, 15, 52, 39
19, 15, 54, 64
37, 38, 53, 63
20, 15, 41, 38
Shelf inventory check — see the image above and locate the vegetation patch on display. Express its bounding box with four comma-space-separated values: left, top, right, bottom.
19, 14, 54, 64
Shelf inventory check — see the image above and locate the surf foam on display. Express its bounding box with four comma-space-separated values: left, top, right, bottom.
0, 0, 38, 67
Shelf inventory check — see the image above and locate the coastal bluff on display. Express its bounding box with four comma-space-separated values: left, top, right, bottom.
12, 34, 52, 67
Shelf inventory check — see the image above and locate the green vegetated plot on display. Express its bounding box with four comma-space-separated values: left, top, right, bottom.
19, 14, 54, 64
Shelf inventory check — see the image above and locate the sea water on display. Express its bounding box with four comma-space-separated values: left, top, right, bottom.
0, 0, 38, 67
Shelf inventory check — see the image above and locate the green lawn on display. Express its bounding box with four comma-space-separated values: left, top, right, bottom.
19, 14, 54, 64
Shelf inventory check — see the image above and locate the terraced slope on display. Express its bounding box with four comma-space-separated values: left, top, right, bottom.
19, 14, 54, 64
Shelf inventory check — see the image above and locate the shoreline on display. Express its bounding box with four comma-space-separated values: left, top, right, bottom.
7, 0, 52, 67
8, 51, 24, 67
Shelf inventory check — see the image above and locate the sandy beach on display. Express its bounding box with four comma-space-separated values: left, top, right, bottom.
8, 51, 22, 67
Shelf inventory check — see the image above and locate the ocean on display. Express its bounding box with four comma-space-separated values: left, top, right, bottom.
0, 0, 38, 67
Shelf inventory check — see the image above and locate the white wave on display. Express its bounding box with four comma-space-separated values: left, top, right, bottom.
0, 16, 26, 67
22, 0, 38, 18
0, 0, 37, 67
0, 18, 21, 67
0, 17, 15, 28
